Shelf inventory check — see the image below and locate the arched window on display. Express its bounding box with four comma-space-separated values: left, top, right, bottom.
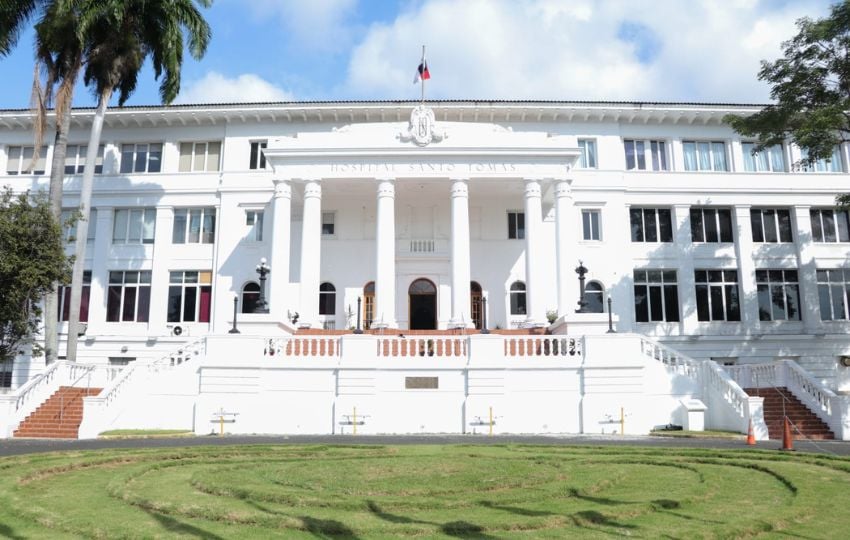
409, 279, 437, 294
319, 282, 336, 315
585, 281, 604, 313
363, 281, 375, 329
509, 281, 527, 315
241, 282, 260, 313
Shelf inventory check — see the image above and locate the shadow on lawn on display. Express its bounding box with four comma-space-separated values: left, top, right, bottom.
0, 523, 25, 540
365, 500, 498, 539
145, 509, 226, 539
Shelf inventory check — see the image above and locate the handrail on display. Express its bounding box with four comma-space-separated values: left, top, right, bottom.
58, 364, 96, 423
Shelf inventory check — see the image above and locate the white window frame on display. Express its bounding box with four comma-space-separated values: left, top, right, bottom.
624, 139, 668, 171
322, 211, 336, 237
120, 143, 162, 174
577, 138, 597, 169
741, 142, 785, 172
682, 140, 729, 172
694, 269, 741, 322
5, 145, 47, 175
750, 208, 793, 243
172, 207, 216, 244
629, 207, 673, 243
810, 208, 850, 243
507, 210, 525, 240
249, 140, 268, 170
633, 269, 680, 323
60, 208, 97, 243
64, 144, 104, 175
817, 268, 850, 321
106, 270, 152, 322
112, 208, 156, 245
756, 269, 801, 322
581, 209, 601, 241
246, 210, 264, 242
800, 145, 843, 172
167, 270, 213, 323
179, 141, 221, 172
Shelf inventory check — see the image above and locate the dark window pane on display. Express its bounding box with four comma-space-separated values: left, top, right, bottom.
771, 285, 786, 320
508, 212, 516, 239
167, 286, 182, 322
630, 209, 643, 242
696, 284, 710, 321
819, 284, 833, 320
757, 284, 772, 321
662, 270, 677, 282
649, 286, 663, 321
516, 213, 525, 239
625, 140, 636, 170
122, 287, 137, 322
751, 210, 764, 242
250, 143, 259, 169
644, 209, 658, 242
704, 209, 718, 242
718, 209, 733, 242
811, 211, 824, 242
663, 285, 679, 321
778, 210, 793, 242
710, 286, 725, 320
726, 284, 740, 321
106, 286, 121, 321
838, 211, 850, 242
172, 209, 187, 243
634, 285, 649, 322
831, 284, 846, 320
823, 210, 837, 242
762, 210, 777, 242
785, 270, 798, 282
183, 287, 197, 322
786, 284, 800, 321
199, 286, 211, 322
690, 209, 704, 242
756, 270, 768, 282
658, 209, 672, 242
636, 141, 646, 170
136, 287, 150, 322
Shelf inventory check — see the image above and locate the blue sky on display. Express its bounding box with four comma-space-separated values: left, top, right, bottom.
0, 0, 835, 109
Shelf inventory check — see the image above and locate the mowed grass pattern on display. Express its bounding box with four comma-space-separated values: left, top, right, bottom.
1, 444, 849, 538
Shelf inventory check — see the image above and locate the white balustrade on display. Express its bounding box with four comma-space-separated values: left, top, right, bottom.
376, 335, 466, 357
265, 336, 341, 358
503, 336, 582, 358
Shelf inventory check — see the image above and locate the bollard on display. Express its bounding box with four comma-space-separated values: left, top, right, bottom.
620, 407, 625, 435
353, 407, 357, 436
781, 417, 794, 451
489, 406, 493, 436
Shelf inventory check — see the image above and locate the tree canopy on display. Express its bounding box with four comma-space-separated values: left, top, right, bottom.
0, 187, 71, 363
726, 1, 850, 204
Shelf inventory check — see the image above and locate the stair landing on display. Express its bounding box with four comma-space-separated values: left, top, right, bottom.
745, 387, 835, 440
13, 386, 102, 439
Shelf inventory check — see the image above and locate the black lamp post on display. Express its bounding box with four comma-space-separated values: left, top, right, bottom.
354, 296, 364, 334
607, 296, 616, 333
575, 260, 590, 313
481, 296, 490, 334
229, 295, 241, 334
254, 257, 270, 313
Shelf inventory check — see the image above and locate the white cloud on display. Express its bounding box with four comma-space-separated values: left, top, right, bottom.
343, 0, 830, 102
244, 0, 357, 52
177, 72, 294, 104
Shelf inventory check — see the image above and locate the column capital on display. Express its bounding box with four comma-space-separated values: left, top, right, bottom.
303, 180, 322, 199
450, 178, 469, 198
376, 179, 395, 198
524, 178, 542, 198
554, 180, 573, 198
273, 179, 292, 199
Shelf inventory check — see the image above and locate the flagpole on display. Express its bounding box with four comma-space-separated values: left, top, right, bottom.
420, 44, 425, 104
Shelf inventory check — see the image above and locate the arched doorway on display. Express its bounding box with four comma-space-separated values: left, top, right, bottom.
363, 281, 375, 330
409, 278, 437, 330
470, 281, 483, 329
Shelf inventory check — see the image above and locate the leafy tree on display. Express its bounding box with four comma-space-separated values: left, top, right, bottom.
726, 1, 850, 205
1, 1, 86, 364
63, 0, 212, 361
0, 187, 71, 365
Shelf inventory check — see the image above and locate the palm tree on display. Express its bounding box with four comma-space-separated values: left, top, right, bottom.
64, 0, 212, 361
1, 1, 85, 364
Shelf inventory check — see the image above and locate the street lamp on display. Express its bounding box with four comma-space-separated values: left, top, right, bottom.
254, 257, 270, 313
229, 294, 241, 334
354, 296, 364, 334
575, 260, 590, 313
480, 296, 490, 334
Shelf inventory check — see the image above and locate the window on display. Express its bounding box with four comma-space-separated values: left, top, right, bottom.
106, 271, 151, 322
0, 361, 11, 388
801, 146, 842, 172
580, 210, 601, 241
363, 281, 375, 329
167, 271, 212, 323
683, 141, 728, 171
585, 281, 604, 313
624, 139, 668, 171
751, 209, 793, 243
58, 271, 91, 322
241, 282, 260, 313
817, 269, 850, 321
179, 141, 221, 172
509, 281, 527, 315
756, 269, 801, 321
633, 270, 679, 322
695, 270, 740, 322
113, 208, 156, 244
578, 139, 597, 168
246, 210, 264, 241
173, 208, 216, 244
690, 208, 733, 243
630, 208, 673, 243
319, 282, 336, 315
322, 212, 335, 236
249, 141, 267, 170
810, 209, 850, 243
742, 143, 784, 172
60, 209, 97, 243
64, 145, 104, 174
508, 211, 525, 239
5, 146, 47, 175
120, 143, 162, 173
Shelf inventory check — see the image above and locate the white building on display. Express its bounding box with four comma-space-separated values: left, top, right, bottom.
1, 100, 849, 439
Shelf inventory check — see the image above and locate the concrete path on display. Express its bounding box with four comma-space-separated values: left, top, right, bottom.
1, 434, 850, 457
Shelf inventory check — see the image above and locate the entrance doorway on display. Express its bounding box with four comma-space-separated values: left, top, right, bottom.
471, 281, 483, 329
409, 278, 437, 330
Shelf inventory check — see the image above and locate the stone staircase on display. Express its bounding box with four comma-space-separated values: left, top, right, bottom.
13, 386, 102, 439
745, 387, 834, 440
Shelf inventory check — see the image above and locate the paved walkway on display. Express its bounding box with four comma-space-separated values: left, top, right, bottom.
1, 434, 850, 457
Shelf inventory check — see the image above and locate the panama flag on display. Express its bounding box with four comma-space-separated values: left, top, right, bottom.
413, 60, 431, 84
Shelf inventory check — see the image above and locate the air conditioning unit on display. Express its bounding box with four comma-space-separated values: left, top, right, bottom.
840, 356, 850, 368
168, 325, 189, 337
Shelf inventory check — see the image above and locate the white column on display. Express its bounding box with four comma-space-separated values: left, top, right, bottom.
269, 179, 291, 321
375, 178, 397, 328
793, 205, 822, 332
733, 205, 758, 330
524, 179, 546, 326
554, 180, 575, 317
84, 206, 113, 337
298, 179, 322, 328
450, 178, 472, 327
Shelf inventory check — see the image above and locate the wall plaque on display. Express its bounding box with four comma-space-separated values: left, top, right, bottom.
405, 376, 438, 389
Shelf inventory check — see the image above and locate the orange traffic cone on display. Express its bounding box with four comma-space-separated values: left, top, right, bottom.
746, 419, 756, 446
781, 417, 794, 452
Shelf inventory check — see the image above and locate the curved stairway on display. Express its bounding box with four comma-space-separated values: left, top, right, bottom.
13, 386, 102, 439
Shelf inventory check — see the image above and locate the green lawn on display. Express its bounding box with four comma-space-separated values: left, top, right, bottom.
0, 444, 848, 538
